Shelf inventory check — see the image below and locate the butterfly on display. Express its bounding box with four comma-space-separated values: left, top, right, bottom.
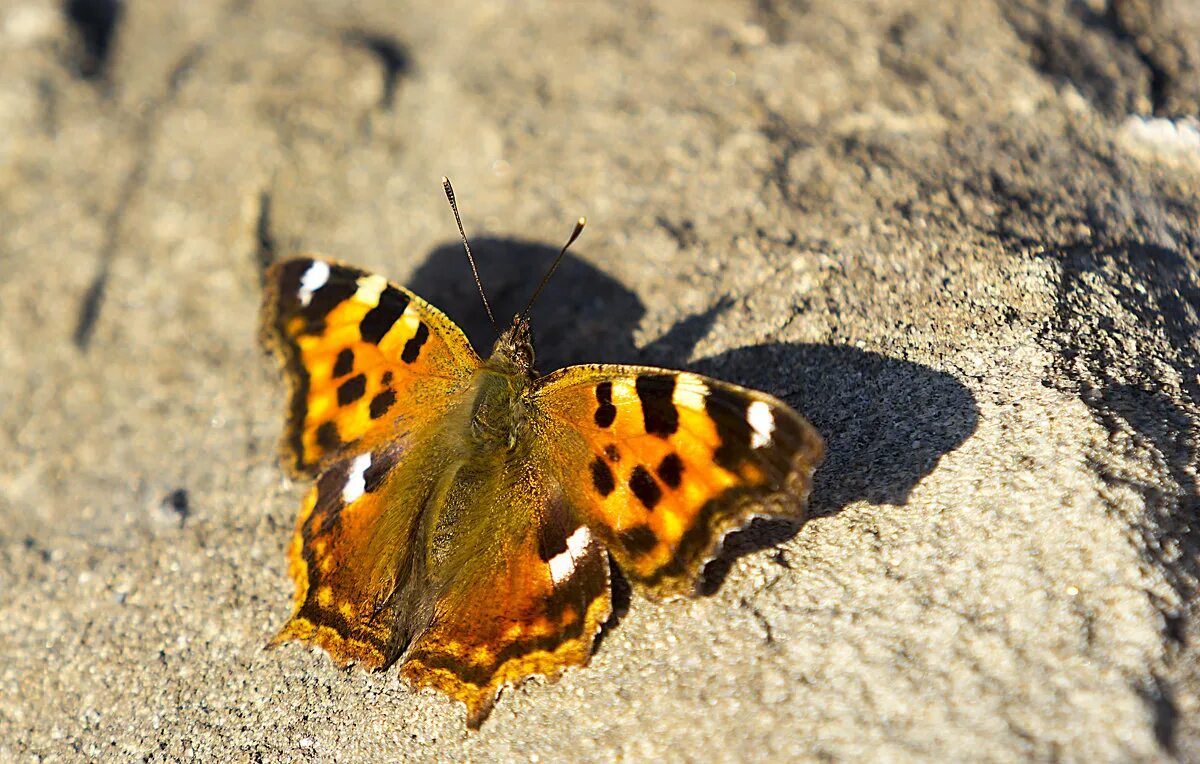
259, 179, 825, 728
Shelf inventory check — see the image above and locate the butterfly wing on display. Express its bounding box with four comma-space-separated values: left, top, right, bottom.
260, 256, 480, 475
533, 365, 825, 599
261, 257, 481, 669
270, 442, 421, 670
398, 467, 612, 728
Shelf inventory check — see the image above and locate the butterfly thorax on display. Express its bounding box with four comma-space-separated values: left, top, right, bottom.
468, 317, 539, 452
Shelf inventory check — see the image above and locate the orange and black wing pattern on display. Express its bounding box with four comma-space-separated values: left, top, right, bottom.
260, 256, 479, 475
269, 443, 418, 670
400, 483, 612, 728
261, 257, 480, 670
535, 365, 824, 599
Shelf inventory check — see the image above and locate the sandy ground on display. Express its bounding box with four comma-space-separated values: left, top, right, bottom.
1, 0, 1198, 760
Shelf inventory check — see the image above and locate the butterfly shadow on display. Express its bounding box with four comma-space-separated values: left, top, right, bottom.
408, 238, 666, 370
408, 239, 979, 604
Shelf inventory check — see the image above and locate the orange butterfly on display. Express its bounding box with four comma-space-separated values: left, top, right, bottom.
260, 179, 824, 728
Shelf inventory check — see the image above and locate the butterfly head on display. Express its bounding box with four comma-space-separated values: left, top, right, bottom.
489, 313, 536, 375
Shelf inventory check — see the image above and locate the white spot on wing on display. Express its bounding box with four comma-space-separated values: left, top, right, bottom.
354, 274, 387, 307
548, 526, 592, 585
298, 261, 330, 307
567, 524, 591, 556
342, 453, 372, 503
548, 550, 574, 584
747, 400, 775, 449
672, 373, 710, 411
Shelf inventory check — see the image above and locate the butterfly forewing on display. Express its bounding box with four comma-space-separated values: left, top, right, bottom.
260, 256, 480, 475
534, 365, 825, 598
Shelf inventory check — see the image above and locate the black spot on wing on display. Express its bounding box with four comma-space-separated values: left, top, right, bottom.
304, 456, 358, 543
594, 381, 616, 427
604, 444, 621, 463
303, 273, 357, 334
537, 494, 575, 562
656, 453, 683, 489
315, 421, 340, 451
591, 456, 615, 497
401, 321, 429, 363
333, 348, 355, 378
618, 524, 659, 555
369, 388, 395, 419
538, 526, 570, 563
363, 445, 401, 494
706, 391, 753, 472
360, 286, 410, 344
628, 465, 662, 510
360, 307, 398, 344
636, 374, 678, 437
307, 281, 358, 317
381, 370, 393, 386
337, 373, 366, 406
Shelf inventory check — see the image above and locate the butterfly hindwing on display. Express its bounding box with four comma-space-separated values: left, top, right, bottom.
400, 480, 612, 728
276, 431, 612, 728
534, 365, 825, 598
270, 443, 414, 670
260, 256, 480, 475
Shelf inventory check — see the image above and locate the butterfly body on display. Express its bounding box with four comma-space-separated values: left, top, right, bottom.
261, 254, 824, 728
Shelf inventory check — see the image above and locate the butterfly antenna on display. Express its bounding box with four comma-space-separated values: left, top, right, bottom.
520, 216, 586, 321
442, 176, 499, 334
